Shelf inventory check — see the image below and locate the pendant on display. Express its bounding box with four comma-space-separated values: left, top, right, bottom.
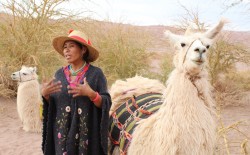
71, 72, 77, 76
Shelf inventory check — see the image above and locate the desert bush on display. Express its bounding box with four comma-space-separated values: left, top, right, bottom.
226, 70, 250, 91
158, 53, 174, 83
208, 37, 250, 107
214, 76, 245, 107
208, 39, 250, 85
141, 52, 173, 84
78, 21, 152, 85
0, 62, 16, 97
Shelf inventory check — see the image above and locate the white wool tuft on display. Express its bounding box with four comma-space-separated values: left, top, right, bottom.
109, 75, 165, 116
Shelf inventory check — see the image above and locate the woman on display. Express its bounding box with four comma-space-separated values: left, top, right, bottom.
41, 30, 111, 155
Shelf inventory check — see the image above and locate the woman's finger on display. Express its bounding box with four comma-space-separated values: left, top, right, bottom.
74, 84, 83, 91
73, 93, 80, 98
50, 85, 62, 92
50, 89, 61, 94
50, 81, 62, 89
47, 78, 56, 85
75, 83, 81, 88
83, 77, 88, 85
53, 81, 61, 86
47, 83, 60, 91
68, 89, 78, 94
45, 80, 59, 90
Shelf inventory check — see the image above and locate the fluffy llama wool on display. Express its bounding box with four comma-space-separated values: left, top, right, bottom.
11, 66, 42, 133
127, 70, 216, 155
109, 75, 166, 115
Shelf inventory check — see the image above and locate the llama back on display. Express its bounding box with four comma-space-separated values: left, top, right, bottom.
109, 75, 165, 115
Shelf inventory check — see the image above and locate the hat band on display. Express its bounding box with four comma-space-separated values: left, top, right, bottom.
70, 35, 92, 45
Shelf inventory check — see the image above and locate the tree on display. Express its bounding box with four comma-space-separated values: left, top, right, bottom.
0, 0, 88, 97
221, 0, 250, 11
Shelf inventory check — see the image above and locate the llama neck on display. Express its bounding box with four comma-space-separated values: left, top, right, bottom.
18, 74, 38, 83
18, 79, 39, 88
162, 69, 214, 110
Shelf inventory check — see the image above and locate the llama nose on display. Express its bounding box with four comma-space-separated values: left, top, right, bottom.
194, 47, 206, 53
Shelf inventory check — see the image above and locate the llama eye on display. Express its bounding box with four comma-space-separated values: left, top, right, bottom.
23, 73, 27, 75
206, 45, 210, 49
181, 43, 186, 47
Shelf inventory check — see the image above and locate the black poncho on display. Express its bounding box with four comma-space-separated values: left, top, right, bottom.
42, 65, 111, 155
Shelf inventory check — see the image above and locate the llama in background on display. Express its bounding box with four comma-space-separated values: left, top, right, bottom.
11, 66, 42, 133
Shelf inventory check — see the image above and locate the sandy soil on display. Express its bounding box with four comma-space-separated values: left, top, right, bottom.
0, 97, 42, 155
0, 95, 249, 155
217, 95, 250, 154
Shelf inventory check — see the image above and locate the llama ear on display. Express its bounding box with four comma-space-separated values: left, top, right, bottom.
205, 19, 228, 39
184, 26, 194, 36
33, 67, 37, 73
164, 30, 182, 44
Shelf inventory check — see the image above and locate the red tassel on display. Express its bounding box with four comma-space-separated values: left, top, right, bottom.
68, 29, 74, 34
87, 39, 92, 45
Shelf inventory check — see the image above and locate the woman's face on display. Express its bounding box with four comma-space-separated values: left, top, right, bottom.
63, 40, 86, 64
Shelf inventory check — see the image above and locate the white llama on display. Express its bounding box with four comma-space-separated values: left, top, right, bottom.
109, 19, 226, 155
11, 66, 42, 133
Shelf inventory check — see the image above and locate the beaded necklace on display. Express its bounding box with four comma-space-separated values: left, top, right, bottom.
64, 63, 90, 88
69, 62, 86, 76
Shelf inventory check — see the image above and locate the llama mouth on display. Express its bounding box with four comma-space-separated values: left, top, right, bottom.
11, 75, 17, 80
193, 59, 204, 65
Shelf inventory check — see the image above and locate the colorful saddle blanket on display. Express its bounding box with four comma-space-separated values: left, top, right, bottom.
109, 93, 163, 155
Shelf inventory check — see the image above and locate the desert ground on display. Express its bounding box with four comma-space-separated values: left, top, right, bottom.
0, 97, 42, 155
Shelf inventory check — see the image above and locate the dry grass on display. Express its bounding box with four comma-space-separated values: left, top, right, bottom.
88, 22, 152, 85
226, 70, 250, 91
214, 79, 245, 107
216, 119, 249, 154
209, 39, 250, 85
141, 52, 173, 83
216, 99, 250, 155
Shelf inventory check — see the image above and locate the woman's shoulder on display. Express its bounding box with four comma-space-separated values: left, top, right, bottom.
88, 64, 104, 75
54, 67, 64, 76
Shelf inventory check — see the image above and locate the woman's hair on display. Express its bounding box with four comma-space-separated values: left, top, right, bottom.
73, 41, 90, 63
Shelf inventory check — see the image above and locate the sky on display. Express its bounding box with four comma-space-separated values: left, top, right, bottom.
62, 0, 250, 31
0, 0, 249, 31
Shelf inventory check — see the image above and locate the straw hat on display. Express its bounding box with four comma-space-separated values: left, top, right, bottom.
53, 29, 99, 62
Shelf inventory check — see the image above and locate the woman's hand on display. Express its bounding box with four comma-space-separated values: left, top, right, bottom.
68, 77, 95, 98
41, 78, 62, 101
68, 78, 102, 108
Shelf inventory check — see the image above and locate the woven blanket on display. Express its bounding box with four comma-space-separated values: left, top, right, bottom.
109, 93, 163, 154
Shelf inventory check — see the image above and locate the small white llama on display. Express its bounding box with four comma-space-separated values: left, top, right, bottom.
11, 66, 42, 132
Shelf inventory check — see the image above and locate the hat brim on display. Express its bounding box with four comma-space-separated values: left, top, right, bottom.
53, 36, 99, 62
